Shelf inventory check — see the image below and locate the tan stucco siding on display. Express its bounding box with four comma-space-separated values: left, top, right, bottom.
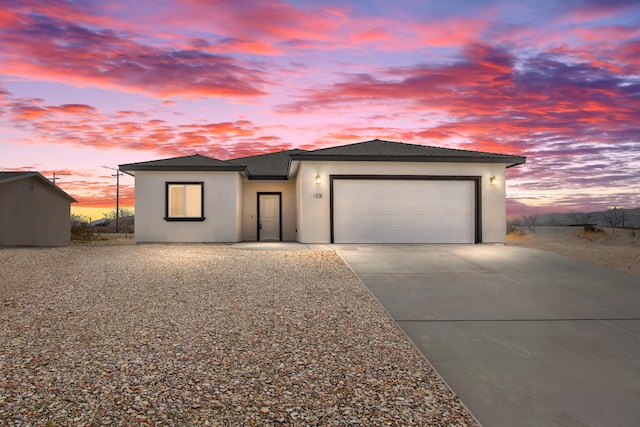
0, 178, 72, 246
241, 181, 297, 241
296, 161, 508, 244
133, 171, 242, 243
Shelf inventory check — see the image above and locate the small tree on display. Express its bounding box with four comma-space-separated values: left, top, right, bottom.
71, 213, 89, 225
521, 214, 538, 232
603, 207, 622, 227
102, 207, 134, 220
102, 207, 133, 232
70, 214, 98, 242
506, 217, 522, 234
568, 211, 592, 225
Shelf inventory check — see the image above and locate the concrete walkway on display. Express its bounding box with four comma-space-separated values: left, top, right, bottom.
334, 244, 640, 427
231, 242, 331, 251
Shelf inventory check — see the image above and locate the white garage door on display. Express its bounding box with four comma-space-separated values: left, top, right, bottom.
333, 179, 475, 243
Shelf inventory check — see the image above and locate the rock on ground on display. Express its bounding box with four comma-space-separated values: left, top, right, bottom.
0, 245, 477, 426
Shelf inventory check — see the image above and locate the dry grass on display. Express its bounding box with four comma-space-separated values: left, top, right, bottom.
508, 229, 640, 276
578, 228, 608, 240
72, 232, 135, 245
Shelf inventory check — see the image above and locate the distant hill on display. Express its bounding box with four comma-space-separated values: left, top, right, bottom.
535, 208, 640, 228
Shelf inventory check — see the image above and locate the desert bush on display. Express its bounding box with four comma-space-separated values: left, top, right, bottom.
102, 208, 134, 221
70, 214, 103, 242
507, 214, 539, 234
507, 217, 522, 234
579, 228, 607, 241
71, 222, 99, 242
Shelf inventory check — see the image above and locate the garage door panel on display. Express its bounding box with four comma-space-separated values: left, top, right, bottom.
333, 179, 475, 244
338, 229, 472, 244
436, 199, 471, 213
439, 214, 472, 228
405, 214, 443, 228
336, 214, 373, 229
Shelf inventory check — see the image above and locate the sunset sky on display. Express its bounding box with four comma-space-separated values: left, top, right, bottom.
1, 0, 639, 219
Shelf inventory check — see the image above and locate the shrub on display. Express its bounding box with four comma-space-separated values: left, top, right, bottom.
71, 222, 99, 242
506, 217, 522, 234
579, 228, 607, 241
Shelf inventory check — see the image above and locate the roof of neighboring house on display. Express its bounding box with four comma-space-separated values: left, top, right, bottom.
292, 139, 526, 167
119, 154, 246, 174
231, 149, 308, 179
0, 171, 34, 183
0, 171, 78, 202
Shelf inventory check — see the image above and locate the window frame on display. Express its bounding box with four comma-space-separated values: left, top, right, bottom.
164, 181, 205, 221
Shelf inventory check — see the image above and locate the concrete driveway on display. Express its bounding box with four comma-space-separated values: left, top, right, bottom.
334, 244, 640, 427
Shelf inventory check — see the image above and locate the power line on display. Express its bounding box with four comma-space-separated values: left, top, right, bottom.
102, 166, 123, 233
50, 172, 70, 185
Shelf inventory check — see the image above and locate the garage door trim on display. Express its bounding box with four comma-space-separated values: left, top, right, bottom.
329, 175, 482, 244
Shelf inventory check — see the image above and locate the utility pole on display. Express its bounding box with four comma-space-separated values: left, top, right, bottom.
102, 166, 123, 233
50, 172, 70, 185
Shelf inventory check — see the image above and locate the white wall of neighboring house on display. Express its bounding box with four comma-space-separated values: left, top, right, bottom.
134, 171, 242, 242
295, 161, 509, 244
241, 181, 297, 241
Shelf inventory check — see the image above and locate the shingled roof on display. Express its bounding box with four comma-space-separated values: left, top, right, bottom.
0, 171, 78, 202
231, 149, 307, 179
0, 171, 36, 183
119, 139, 526, 178
119, 154, 246, 174
292, 139, 526, 167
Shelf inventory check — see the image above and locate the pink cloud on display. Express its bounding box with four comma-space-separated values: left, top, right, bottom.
58, 178, 135, 208
208, 37, 281, 55
351, 28, 393, 44
171, 0, 345, 43
412, 17, 489, 48
0, 88, 287, 162
12, 106, 48, 120
278, 42, 639, 149
560, 0, 638, 24
574, 25, 640, 42
0, 5, 269, 98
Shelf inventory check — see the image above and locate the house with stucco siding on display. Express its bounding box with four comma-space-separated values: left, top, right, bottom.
119, 139, 525, 244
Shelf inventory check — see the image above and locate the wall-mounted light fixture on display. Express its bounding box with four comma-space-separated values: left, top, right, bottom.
489, 176, 498, 185
315, 174, 321, 185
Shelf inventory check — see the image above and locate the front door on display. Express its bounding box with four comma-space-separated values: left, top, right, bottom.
258, 193, 281, 241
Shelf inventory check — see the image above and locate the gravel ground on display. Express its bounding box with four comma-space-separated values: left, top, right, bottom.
508, 231, 640, 276
0, 245, 476, 426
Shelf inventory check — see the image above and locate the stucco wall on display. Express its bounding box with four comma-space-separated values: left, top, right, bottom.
295, 161, 508, 244
0, 178, 72, 246
241, 181, 297, 241
134, 171, 242, 242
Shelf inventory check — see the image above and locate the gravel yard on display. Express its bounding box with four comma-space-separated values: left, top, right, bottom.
0, 244, 476, 426
508, 230, 640, 277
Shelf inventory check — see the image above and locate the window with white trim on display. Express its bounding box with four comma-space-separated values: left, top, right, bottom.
165, 182, 204, 221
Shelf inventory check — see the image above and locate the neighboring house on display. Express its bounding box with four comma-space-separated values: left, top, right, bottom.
0, 172, 77, 246
119, 139, 526, 244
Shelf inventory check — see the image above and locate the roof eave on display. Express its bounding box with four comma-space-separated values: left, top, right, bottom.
118, 165, 246, 172
291, 154, 527, 164
0, 172, 40, 185
506, 157, 527, 168
246, 175, 290, 181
